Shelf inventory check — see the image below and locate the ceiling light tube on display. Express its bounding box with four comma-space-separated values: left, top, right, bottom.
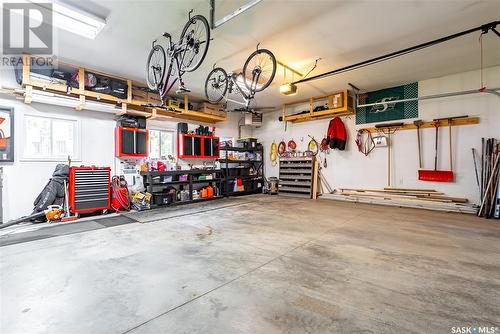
29, 0, 106, 39
83, 100, 119, 113
30, 90, 119, 113
31, 91, 80, 108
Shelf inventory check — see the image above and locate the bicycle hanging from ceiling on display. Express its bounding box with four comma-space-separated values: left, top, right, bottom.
146, 10, 211, 105
204, 44, 277, 110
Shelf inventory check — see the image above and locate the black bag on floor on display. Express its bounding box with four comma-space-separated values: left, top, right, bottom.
32, 164, 69, 216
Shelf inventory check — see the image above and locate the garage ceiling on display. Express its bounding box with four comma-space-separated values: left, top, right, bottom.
55, 0, 500, 109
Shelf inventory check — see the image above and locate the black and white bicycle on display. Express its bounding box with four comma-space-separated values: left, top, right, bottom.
146, 10, 210, 104
204, 46, 276, 110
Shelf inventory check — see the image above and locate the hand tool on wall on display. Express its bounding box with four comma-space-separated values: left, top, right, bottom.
418, 121, 449, 181
434, 122, 439, 170
478, 153, 499, 217
375, 122, 403, 187
413, 120, 423, 168
439, 115, 468, 170
418, 115, 468, 182
386, 133, 392, 187
477, 138, 500, 217
472, 148, 480, 191
481, 138, 485, 197
320, 136, 329, 168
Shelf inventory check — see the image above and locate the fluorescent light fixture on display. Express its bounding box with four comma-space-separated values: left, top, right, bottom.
280, 83, 297, 96
31, 90, 80, 108
29, 0, 106, 39
30, 90, 119, 113
83, 100, 119, 113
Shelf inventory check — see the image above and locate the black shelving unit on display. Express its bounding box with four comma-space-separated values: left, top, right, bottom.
141, 169, 224, 207
219, 145, 264, 197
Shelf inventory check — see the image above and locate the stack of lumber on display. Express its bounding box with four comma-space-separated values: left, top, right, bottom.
323, 188, 478, 214
478, 138, 499, 218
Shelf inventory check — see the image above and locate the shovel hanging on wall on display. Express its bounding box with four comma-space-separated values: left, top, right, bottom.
418, 116, 467, 182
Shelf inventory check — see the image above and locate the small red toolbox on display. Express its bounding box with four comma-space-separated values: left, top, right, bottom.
69, 166, 111, 214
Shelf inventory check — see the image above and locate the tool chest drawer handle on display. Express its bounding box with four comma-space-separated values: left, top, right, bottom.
75, 192, 110, 198
74, 188, 110, 194
75, 197, 110, 203
74, 181, 110, 186
74, 180, 110, 184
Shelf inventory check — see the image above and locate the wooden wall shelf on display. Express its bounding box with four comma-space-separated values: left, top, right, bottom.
282, 89, 354, 123
20, 54, 227, 124
360, 116, 480, 133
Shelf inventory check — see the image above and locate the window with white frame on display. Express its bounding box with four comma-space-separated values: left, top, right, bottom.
149, 129, 174, 159
23, 115, 80, 160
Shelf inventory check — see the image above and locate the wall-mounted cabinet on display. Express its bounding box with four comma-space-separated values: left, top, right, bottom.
177, 134, 219, 159
115, 127, 149, 157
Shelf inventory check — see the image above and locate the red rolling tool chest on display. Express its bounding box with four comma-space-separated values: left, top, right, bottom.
69, 166, 111, 214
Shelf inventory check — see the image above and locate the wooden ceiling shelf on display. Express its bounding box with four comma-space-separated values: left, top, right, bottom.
19, 54, 227, 124
282, 89, 354, 123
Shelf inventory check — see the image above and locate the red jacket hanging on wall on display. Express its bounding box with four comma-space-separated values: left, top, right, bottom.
327, 116, 347, 150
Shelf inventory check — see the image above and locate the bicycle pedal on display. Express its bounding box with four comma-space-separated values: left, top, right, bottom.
176, 87, 191, 94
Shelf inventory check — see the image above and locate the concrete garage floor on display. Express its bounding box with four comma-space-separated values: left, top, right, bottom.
1, 195, 499, 334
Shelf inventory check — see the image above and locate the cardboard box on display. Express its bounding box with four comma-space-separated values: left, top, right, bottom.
168, 99, 181, 109
132, 88, 148, 102
202, 102, 225, 117
147, 92, 162, 105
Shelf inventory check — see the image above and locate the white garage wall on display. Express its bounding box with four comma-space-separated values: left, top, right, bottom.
0, 97, 242, 222
1, 67, 497, 221
254, 66, 500, 205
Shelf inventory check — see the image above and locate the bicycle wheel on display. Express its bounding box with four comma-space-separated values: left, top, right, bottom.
179, 15, 210, 72
243, 48, 276, 93
146, 44, 166, 91
205, 67, 228, 104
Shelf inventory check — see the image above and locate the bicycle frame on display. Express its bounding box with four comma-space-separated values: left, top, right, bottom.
224, 72, 256, 109
157, 35, 188, 101
154, 29, 197, 102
